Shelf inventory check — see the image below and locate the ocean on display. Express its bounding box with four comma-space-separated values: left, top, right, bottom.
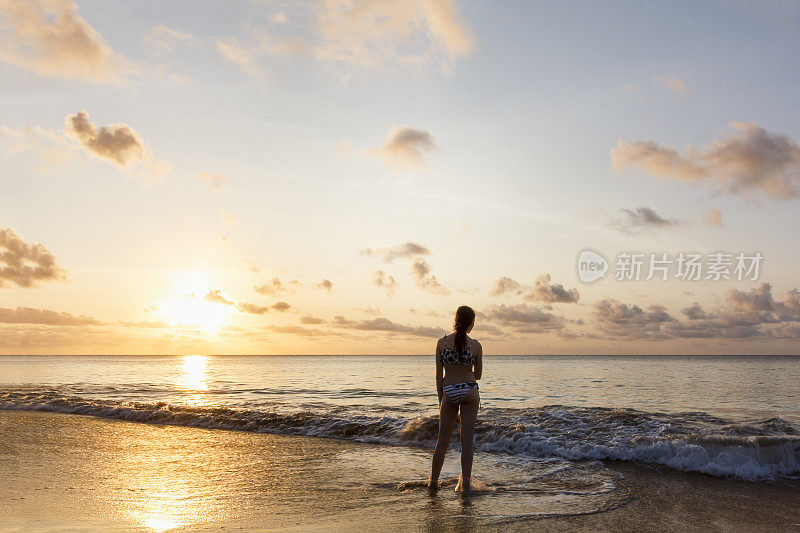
3, 354, 800, 531
2, 354, 798, 482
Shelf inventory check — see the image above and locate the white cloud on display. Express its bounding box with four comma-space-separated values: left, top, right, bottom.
0, 0, 137, 82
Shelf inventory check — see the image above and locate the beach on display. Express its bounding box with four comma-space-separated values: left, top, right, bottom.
1, 410, 799, 532
1, 354, 799, 531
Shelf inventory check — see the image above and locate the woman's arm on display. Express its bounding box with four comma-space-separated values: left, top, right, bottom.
435, 337, 444, 403
473, 340, 483, 380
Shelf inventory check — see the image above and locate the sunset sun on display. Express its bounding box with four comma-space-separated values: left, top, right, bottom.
160, 293, 232, 333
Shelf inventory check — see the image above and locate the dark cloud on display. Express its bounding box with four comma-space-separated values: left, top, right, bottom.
594, 285, 800, 340
333, 315, 446, 338
410, 258, 449, 296
67, 111, 141, 165
265, 324, 331, 337
593, 299, 674, 339
372, 270, 398, 297
254, 278, 299, 296
606, 206, 682, 233
205, 288, 290, 314
0, 228, 66, 288
489, 277, 521, 297
0, 306, 101, 326
377, 126, 438, 169
315, 278, 333, 291
64, 111, 170, 179
611, 122, 800, 199
235, 302, 271, 315
272, 301, 291, 312
524, 274, 579, 304
363, 242, 431, 263
481, 304, 565, 333
490, 274, 578, 303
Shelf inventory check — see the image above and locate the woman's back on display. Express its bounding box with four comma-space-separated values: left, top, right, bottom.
439, 333, 481, 385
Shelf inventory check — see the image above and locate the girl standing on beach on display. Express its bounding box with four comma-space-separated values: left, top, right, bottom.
429, 305, 483, 493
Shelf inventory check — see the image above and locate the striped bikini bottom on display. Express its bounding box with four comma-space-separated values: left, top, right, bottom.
442, 381, 478, 405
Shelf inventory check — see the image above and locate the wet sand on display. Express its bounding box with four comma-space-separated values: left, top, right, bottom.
1, 410, 798, 532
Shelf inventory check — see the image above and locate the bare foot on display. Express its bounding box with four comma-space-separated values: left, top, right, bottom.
427, 479, 439, 494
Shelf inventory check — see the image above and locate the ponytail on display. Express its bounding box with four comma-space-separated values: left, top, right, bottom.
453, 305, 476, 355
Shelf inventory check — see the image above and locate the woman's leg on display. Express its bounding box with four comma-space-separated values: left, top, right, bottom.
430, 394, 459, 488
458, 388, 480, 492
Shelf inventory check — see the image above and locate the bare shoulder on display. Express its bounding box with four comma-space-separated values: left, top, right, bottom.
469, 337, 483, 353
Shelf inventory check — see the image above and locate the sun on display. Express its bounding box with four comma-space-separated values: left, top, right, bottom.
161, 294, 230, 332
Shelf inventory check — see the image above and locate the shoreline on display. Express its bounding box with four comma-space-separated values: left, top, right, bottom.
2, 410, 799, 532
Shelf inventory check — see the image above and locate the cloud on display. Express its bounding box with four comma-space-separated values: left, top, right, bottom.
235, 302, 271, 315
0, 0, 137, 82
410, 258, 449, 296
593, 298, 674, 339
64, 110, 171, 180
606, 206, 683, 233
363, 242, 431, 263
333, 315, 446, 338
194, 171, 226, 190
0, 228, 66, 288
220, 209, 238, 226
311, 0, 476, 70
594, 285, 800, 340
611, 122, 800, 199
524, 274, 579, 304
143, 25, 199, 56
0, 124, 80, 171
204, 288, 290, 314
265, 324, 331, 337
300, 315, 325, 324
254, 278, 299, 296
726, 283, 800, 321
372, 270, 398, 297
489, 274, 578, 303
216, 38, 269, 82
703, 208, 723, 227
204, 289, 235, 306
118, 320, 171, 328
244, 259, 260, 274
0, 306, 101, 325
315, 278, 333, 291
489, 277, 521, 297
481, 304, 565, 333
651, 74, 688, 95
374, 126, 438, 169
272, 301, 291, 312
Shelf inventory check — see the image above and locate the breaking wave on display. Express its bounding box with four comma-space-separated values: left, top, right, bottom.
1, 389, 798, 481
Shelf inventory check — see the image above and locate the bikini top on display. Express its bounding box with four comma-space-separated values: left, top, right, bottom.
440, 336, 475, 366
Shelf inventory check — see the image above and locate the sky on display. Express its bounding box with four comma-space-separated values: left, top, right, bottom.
2, 0, 800, 355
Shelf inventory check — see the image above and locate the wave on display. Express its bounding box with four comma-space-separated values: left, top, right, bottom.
1, 390, 798, 481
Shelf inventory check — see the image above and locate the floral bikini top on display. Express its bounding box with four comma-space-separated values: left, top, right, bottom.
440, 336, 475, 366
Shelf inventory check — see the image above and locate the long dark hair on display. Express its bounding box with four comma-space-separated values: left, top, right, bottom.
453, 305, 476, 355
